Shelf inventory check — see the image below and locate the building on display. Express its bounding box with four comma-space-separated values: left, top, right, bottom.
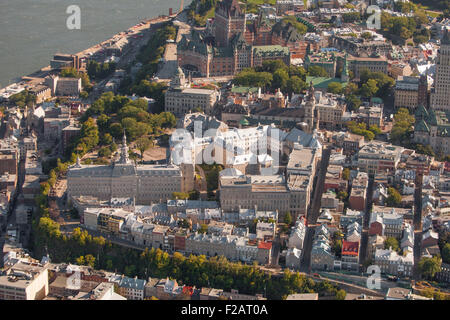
67, 134, 190, 204
177, 0, 291, 77
214, 0, 246, 47
346, 55, 389, 80
45, 75, 82, 96
357, 141, 404, 175
50, 53, 81, 71
349, 172, 368, 211
413, 105, 450, 157
164, 68, 220, 117
369, 210, 404, 239
430, 29, 450, 112
285, 293, 319, 300
275, 0, 306, 15
110, 275, 146, 300
0, 149, 18, 175
394, 76, 428, 112
28, 85, 51, 104
220, 172, 312, 219
331, 35, 391, 59
311, 224, 335, 271
341, 240, 359, 271
0, 260, 49, 300
374, 248, 414, 277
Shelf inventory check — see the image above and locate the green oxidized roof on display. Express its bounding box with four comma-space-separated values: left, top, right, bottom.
305, 76, 348, 89
240, 117, 250, 126
231, 86, 259, 94
253, 45, 289, 57
415, 119, 430, 132
414, 107, 450, 137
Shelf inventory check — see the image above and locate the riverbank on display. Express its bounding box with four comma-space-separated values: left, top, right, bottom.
0, 0, 188, 89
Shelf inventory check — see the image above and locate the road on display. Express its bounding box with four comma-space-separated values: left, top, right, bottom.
300, 147, 331, 273
359, 175, 374, 269
413, 173, 423, 280
318, 271, 410, 294
1, 118, 29, 246
156, 13, 191, 80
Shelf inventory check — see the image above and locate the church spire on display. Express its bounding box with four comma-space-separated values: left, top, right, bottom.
119, 131, 130, 164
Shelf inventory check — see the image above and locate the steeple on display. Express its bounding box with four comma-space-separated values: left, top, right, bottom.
119, 131, 130, 164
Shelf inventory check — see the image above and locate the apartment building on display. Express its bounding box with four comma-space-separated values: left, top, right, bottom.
357, 141, 404, 175
0, 260, 49, 300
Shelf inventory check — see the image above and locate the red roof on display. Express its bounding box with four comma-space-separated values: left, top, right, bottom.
342, 240, 359, 256
258, 241, 272, 250
182, 286, 194, 296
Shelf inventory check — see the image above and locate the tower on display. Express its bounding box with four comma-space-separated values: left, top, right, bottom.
119, 132, 130, 164
171, 67, 187, 90
214, 0, 246, 47
303, 82, 318, 133
430, 28, 450, 112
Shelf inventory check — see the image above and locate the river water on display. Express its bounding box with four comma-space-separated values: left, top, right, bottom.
0, 0, 188, 88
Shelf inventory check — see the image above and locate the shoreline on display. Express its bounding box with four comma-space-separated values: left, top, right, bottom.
2, 10, 184, 90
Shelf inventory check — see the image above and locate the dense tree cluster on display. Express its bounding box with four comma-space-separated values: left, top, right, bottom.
418, 256, 442, 280
390, 108, 415, 146
9, 90, 36, 107
119, 23, 175, 112
279, 16, 308, 35
187, 0, 218, 26
381, 11, 431, 44
359, 70, 395, 99
87, 61, 117, 80
234, 60, 308, 96
386, 187, 402, 207
346, 121, 381, 141
83, 91, 175, 147
384, 237, 400, 252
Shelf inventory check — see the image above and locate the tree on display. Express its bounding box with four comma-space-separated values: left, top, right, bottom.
284, 212, 292, 226
391, 108, 415, 145
386, 187, 402, 207
286, 76, 306, 96
342, 168, 350, 181
98, 147, 112, 158
172, 192, 190, 200
359, 79, 378, 98
335, 289, 347, 300
418, 256, 442, 280
135, 137, 153, 160
442, 243, 450, 264
198, 224, 208, 234
84, 254, 96, 268
327, 82, 343, 94
384, 237, 400, 251
337, 191, 348, 201
307, 66, 328, 77
272, 69, 289, 91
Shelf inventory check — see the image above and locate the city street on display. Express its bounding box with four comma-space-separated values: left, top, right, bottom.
300, 147, 331, 273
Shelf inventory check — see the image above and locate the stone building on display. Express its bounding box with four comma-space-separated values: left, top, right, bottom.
67, 134, 193, 204
164, 68, 220, 117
